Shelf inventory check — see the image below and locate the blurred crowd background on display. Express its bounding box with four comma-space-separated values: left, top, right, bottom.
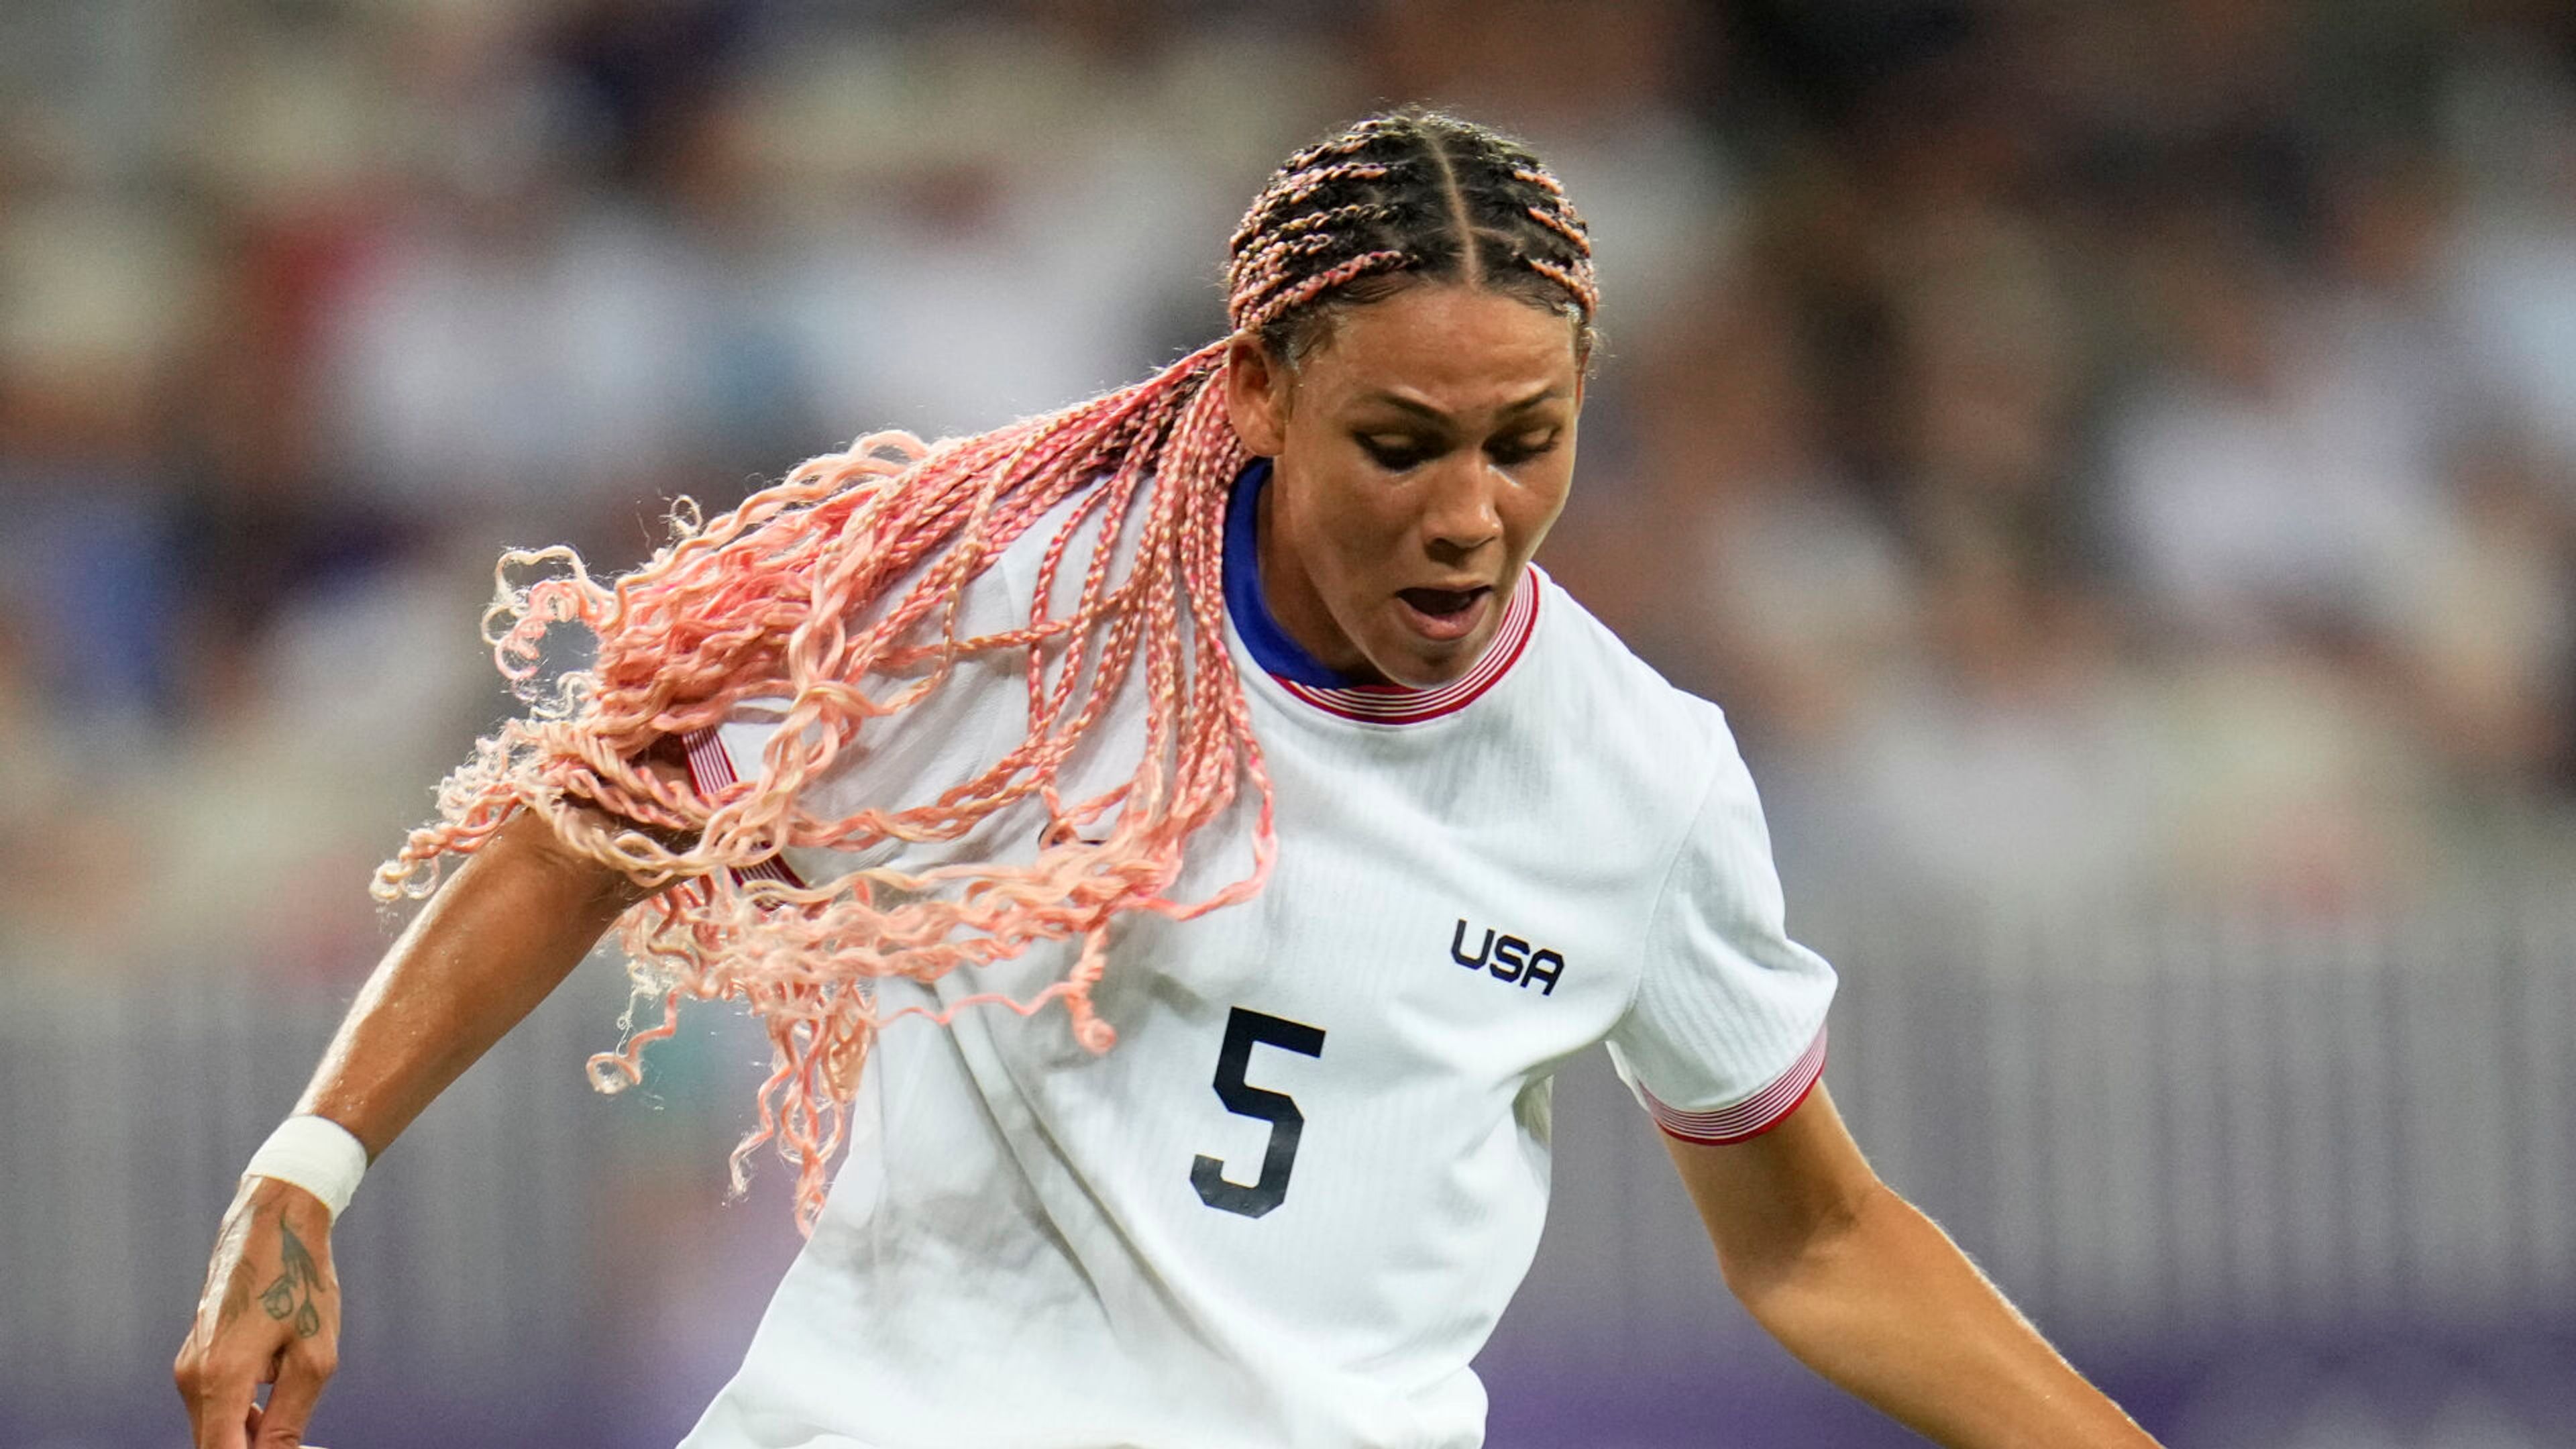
5, 1, 2575, 1446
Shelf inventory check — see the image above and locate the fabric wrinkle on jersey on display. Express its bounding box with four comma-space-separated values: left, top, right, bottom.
676, 461, 1835, 1449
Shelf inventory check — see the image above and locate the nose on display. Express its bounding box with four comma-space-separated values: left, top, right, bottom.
1421, 454, 1505, 561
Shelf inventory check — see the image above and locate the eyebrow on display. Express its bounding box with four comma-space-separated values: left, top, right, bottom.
1354, 386, 1566, 424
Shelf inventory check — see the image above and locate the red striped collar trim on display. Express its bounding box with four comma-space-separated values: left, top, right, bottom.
680, 727, 808, 889
1272, 570, 1542, 726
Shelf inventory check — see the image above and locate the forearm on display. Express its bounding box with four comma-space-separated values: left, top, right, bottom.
182, 810, 648, 1445
292, 809, 643, 1159
1730, 1183, 2155, 1449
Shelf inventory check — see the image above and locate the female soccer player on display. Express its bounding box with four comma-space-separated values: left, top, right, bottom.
177, 110, 2159, 1449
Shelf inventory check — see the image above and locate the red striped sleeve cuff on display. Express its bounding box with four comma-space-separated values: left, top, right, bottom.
1640, 1025, 1829, 1146
680, 726, 806, 889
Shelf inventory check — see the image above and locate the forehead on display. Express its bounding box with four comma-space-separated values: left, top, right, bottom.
1302, 284, 1580, 417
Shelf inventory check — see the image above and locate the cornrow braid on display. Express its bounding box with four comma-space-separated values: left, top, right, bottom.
380, 108, 1601, 1234
1270, 114, 1405, 176
1225, 107, 1598, 358
1234, 248, 1415, 339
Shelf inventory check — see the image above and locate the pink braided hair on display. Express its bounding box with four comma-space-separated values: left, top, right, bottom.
376, 111, 1597, 1234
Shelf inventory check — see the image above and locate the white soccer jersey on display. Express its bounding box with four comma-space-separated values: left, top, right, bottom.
675, 463, 1835, 1449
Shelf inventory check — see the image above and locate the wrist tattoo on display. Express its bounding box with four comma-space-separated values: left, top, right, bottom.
260, 1223, 327, 1339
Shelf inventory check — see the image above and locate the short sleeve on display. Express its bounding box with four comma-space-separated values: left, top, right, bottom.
1604, 734, 1835, 1145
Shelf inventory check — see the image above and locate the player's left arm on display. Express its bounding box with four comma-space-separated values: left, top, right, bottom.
1664, 1083, 2161, 1448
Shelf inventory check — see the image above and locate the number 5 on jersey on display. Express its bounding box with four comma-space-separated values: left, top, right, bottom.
1191, 1007, 1327, 1219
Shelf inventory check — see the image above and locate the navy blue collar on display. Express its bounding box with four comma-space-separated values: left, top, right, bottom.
1224, 459, 1377, 689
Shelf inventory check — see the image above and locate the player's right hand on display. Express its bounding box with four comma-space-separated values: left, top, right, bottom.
174, 1175, 343, 1448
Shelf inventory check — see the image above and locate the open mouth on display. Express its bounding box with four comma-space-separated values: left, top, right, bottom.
1395, 585, 1494, 642
1399, 586, 1489, 618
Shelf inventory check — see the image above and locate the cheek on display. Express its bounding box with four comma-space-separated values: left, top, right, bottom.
1295, 462, 1405, 557
1503, 462, 1576, 545
1280, 466, 1387, 596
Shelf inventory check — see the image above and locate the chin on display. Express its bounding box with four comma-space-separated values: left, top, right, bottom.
1367, 634, 1487, 690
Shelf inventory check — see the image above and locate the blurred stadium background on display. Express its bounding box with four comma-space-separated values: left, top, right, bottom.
5, 1, 2576, 1445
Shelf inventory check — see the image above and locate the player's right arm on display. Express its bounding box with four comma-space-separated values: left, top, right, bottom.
174, 752, 680, 1449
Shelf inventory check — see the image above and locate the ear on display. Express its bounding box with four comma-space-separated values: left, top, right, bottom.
1224, 334, 1292, 457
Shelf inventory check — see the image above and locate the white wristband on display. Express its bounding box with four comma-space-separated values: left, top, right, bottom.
242, 1115, 370, 1221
